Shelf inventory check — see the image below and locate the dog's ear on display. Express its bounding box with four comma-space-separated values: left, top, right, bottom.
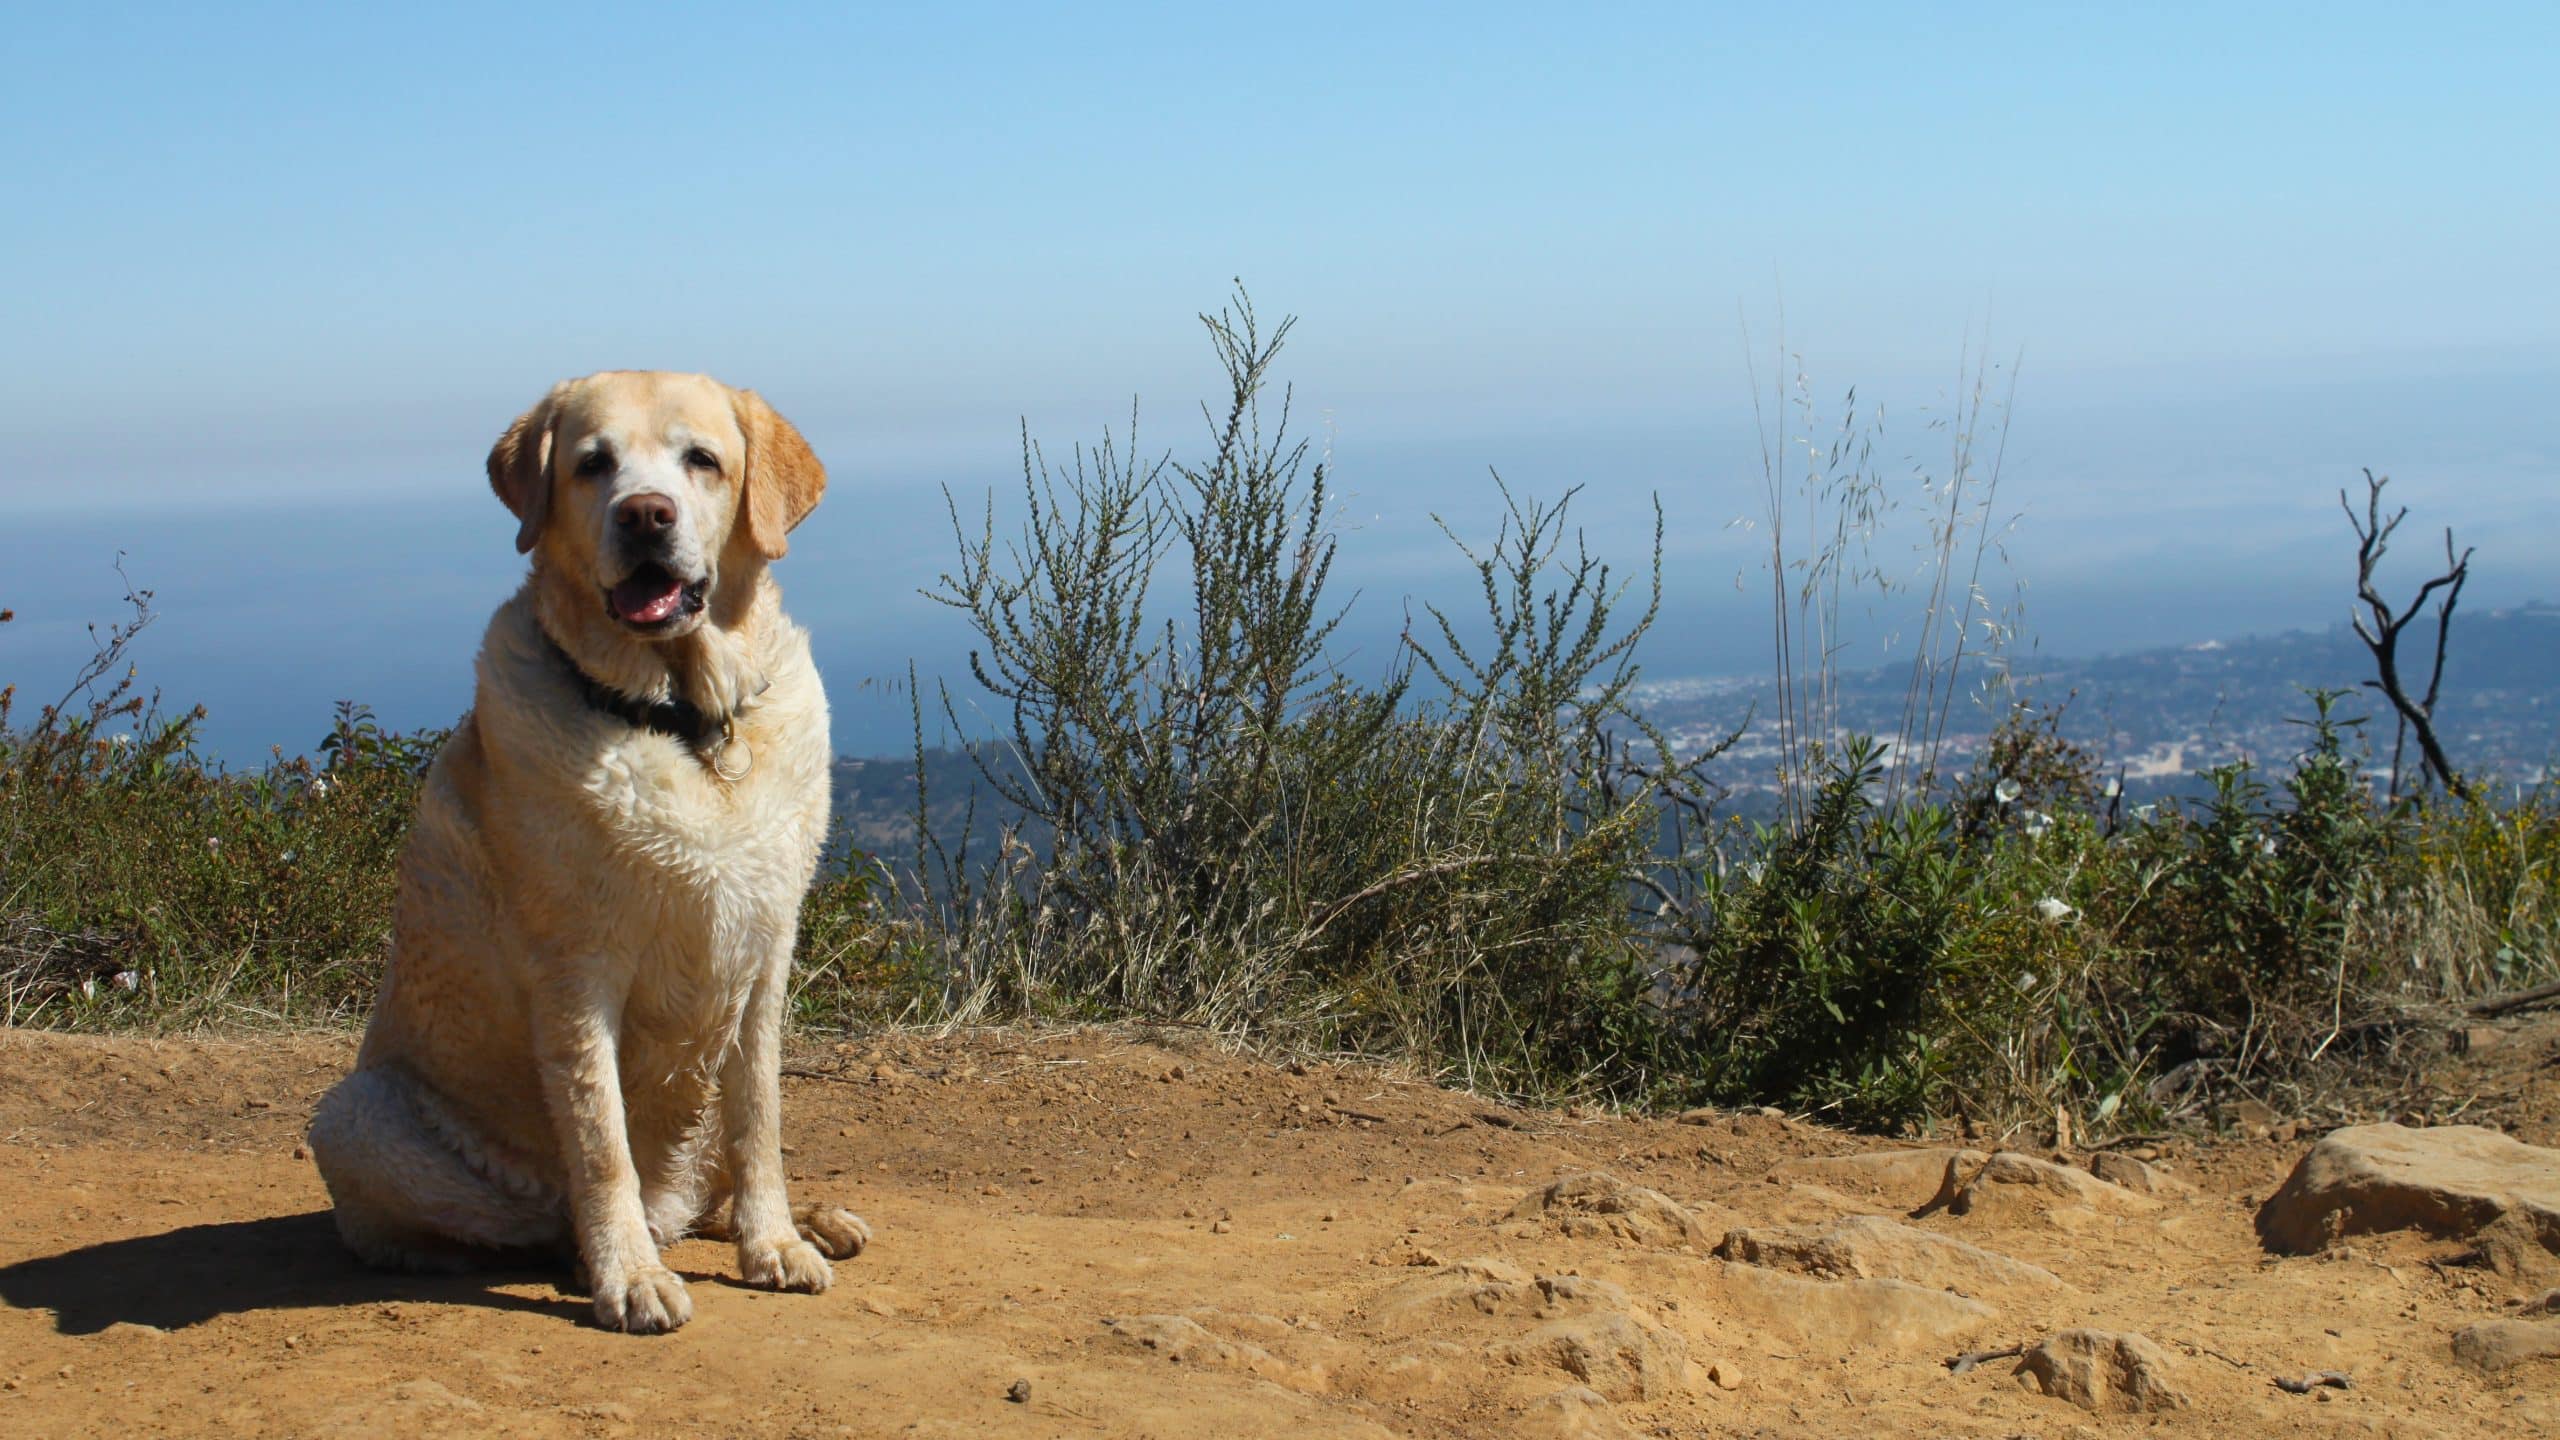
732, 388, 827, 560
487, 383, 569, 555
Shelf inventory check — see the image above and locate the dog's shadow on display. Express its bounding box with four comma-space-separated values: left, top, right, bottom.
0, 1211, 588, 1334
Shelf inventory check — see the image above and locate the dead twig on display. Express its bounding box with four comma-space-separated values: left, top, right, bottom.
1944, 1344, 2027, 1375
2469, 978, 2560, 1018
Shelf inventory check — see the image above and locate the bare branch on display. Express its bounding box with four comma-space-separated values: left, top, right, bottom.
2339, 470, 2473, 803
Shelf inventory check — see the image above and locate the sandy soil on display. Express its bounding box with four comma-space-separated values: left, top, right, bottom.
1, 1020, 2553, 1438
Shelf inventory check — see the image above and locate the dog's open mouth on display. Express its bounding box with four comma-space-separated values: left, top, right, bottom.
605, 563, 708, 630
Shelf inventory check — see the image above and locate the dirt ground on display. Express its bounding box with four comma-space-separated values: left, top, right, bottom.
1, 1019, 2553, 1439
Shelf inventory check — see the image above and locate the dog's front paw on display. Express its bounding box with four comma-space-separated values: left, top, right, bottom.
798, 1205, 872, 1259
738, 1234, 834, 1293
594, 1263, 693, 1334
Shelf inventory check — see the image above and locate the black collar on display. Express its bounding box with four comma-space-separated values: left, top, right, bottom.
542, 631, 722, 751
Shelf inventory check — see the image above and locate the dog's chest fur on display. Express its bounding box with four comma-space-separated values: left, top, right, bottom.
481, 598, 829, 1034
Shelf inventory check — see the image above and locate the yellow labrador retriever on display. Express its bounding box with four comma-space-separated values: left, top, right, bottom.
309, 371, 866, 1333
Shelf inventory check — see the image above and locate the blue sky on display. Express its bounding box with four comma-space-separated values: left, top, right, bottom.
5, 3, 2555, 757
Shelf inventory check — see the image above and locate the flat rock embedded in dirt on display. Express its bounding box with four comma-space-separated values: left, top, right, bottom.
2254, 1123, 2560, 1261
2087, 1151, 2199, 1199
1381, 1264, 1632, 1321
1506, 1171, 1722, 1247
1766, 1148, 1988, 1209
1934, 1152, 2163, 1219
2013, 1328, 2191, 1413
1494, 1310, 1691, 1401
1522, 1384, 1636, 1439
2452, 1318, 2560, 1373
1714, 1215, 2066, 1293
1102, 1314, 1330, 1394
1700, 1261, 1999, 1354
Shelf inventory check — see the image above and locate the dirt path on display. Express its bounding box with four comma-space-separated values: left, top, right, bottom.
1, 1024, 2552, 1438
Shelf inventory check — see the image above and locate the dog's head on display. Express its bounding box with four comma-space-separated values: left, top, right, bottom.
487, 372, 826, 640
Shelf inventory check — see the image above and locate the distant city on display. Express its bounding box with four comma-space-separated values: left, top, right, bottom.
833, 602, 2560, 860
1635, 600, 2559, 806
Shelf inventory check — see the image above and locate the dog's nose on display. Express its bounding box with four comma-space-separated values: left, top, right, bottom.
614, 493, 678, 537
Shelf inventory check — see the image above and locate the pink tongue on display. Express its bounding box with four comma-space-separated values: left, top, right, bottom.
612, 575, 686, 623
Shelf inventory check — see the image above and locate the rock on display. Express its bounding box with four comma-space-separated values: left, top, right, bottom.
1004, 1379, 1031, 1404
2451, 1318, 2560, 1373
1507, 1172, 1723, 1247
1368, 1238, 1447, 1268
1931, 1152, 2162, 1219
2526, 1288, 2560, 1316
1715, 1215, 2066, 1293
1496, 1311, 1690, 1401
2473, 1210, 2560, 1281
2012, 1329, 2190, 1413
1706, 1359, 1741, 1390
1703, 1263, 1998, 1355
1522, 1384, 1635, 1438
2087, 1152, 2198, 1199
2254, 1124, 2560, 1264
2455, 1026, 2504, 1055
1767, 1149, 1988, 1209
2227, 1099, 2279, 1140
1380, 1265, 1630, 1321
1363, 1353, 1453, 1403
1102, 1315, 1328, 1394
1674, 1108, 1720, 1126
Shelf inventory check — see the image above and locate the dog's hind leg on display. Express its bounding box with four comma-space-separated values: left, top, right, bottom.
308, 1067, 565, 1272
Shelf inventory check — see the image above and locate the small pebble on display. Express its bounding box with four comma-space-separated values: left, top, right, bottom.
1211, 1219, 1234, 1234
1005, 1378, 1031, 1404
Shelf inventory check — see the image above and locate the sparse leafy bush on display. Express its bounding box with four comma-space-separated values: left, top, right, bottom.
901, 291, 1697, 1094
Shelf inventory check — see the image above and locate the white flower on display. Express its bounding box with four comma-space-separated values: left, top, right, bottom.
206, 837, 221, 852
2259, 834, 2278, 857
1742, 862, 1766, 884
111, 970, 141, 992
2101, 777, 2122, 799
311, 775, 332, 797
1994, 778, 2022, 805
2023, 810, 2053, 838
108, 733, 134, 748
2014, 969, 2040, 992
2034, 897, 2076, 922
80, 977, 97, 1001
280, 849, 297, 864
2133, 804, 2157, 822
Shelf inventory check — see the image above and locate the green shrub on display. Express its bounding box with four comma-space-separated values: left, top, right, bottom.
908, 290, 1697, 1096
0, 588, 426, 1026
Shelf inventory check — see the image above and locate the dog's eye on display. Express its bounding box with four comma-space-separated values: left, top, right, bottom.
575, 449, 615, 478
683, 447, 720, 473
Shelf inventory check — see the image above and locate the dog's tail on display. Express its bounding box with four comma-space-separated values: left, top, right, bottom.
308, 1066, 565, 1271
